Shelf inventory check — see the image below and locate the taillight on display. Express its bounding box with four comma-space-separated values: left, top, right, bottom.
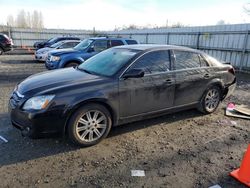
228, 67, 235, 75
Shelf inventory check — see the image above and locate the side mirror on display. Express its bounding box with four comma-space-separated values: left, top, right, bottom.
88, 46, 94, 52
123, 68, 144, 79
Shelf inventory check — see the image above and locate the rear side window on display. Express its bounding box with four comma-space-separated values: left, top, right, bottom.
60, 42, 75, 48
126, 40, 137, 45
174, 51, 203, 70
130, 50, 170, 74
111, 40, 124, 47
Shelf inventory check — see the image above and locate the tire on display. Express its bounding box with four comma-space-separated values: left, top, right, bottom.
0, 48, 4, 55
68, 103, 112, 147
198, 85, 222, 114
65, 62, 79, 68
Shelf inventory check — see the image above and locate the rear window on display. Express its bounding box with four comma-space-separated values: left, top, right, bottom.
125, 40, 137, 45
206, 55, 223, 67
0, 34, 9, 40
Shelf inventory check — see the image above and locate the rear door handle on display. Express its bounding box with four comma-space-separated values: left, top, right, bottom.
204, 73, 210, 79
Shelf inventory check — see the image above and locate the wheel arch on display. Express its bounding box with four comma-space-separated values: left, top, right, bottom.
203, 79, 224, 100
63, 99, 117, 136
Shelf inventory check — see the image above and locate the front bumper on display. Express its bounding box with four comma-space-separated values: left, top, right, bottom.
35, 54, 47, 61
9, 100, 66, 138
45, 60, 58, 70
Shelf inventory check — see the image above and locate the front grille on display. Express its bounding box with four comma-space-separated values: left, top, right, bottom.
47, 55, 51, 61
10, 91, 24, 108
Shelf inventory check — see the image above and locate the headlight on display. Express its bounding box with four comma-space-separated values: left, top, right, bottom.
50, 55, 60, 62
23, 95, 55, 110
41, 50, 48, 54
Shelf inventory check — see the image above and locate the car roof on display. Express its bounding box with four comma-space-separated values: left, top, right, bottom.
60, 40, 81, 43
89, 37, 136, 41
115, 44, 204, 54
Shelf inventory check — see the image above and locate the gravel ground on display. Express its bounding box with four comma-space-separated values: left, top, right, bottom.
0, 55, 249, 188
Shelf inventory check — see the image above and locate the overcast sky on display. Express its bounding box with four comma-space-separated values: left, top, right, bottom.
0, 0, 249, 30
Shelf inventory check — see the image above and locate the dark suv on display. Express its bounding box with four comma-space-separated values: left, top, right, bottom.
9, 45, 236, 147
34, 36, 81, 49
0, 33, 13, 55
45, 37, 138, 70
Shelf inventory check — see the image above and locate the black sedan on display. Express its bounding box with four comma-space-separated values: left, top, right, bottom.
9, 45, 236, 146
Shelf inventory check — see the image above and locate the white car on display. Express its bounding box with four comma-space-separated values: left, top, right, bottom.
35, 40, 80, 62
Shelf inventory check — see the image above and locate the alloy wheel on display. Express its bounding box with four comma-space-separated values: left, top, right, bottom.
204, 88, 220, 112
76, 110, 107, 142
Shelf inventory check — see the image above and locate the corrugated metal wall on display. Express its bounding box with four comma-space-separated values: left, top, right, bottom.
0, 26, 92, 47
107, 24, 250, 70
1, 24, 250, 70
10, 28, 92, 47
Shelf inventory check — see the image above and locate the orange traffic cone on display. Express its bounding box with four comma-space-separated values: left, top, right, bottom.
230, 144, 250, 187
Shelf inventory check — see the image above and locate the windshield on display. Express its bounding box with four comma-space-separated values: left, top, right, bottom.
51, 41, 64, 48
78, 48, 140, 77
74, 39, 93, 51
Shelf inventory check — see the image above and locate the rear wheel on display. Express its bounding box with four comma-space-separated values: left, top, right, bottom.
68, 104, 112, 147
198, 86, 221, 114
65, 62, 79, 68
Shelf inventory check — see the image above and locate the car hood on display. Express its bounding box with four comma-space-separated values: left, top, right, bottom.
18, 67, 105, 96
36, 47, 53, 54
50, 48, 80, 56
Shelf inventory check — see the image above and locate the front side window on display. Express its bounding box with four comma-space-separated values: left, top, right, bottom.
51, 41, 64, 48
174, 51, 202, 70
129, 50, 170, 74
93, 40, 108, 52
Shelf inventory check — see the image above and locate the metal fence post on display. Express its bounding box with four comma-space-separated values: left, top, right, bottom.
239, 30, 249, 71
196, 32, 201, 49
167, 33, 170, 44
146, 33, 149, 44
20, 31, 23, 47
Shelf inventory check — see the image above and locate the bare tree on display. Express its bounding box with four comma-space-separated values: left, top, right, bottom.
16, 10, 28, 28
216, 20, 226, 25
31, 10, 39, 28
26, 12, 32, 28
243, 3, 250, 15
5, 9, 44, 29
38, 11, 44, 29
7, 15, 15, 26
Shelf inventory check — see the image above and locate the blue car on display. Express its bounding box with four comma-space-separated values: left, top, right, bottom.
45, 37, 138, 70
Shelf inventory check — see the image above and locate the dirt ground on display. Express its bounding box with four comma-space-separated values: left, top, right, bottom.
0, 55, 249, 188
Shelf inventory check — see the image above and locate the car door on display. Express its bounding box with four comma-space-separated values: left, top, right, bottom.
82, 40, 108, 60
119, 50, 175, 118
172, 50, 212, 106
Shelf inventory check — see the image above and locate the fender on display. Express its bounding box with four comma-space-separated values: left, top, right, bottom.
62, 95, 118, 136
199, 78, 225, 101
59, 57, 84, 68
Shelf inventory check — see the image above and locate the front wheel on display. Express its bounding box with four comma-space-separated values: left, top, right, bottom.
198, 86, 221, 114
68, 104, 112, 147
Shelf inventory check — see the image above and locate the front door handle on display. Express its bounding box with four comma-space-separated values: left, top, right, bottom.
165, 79, 173, 84
204, 73, 210, 79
